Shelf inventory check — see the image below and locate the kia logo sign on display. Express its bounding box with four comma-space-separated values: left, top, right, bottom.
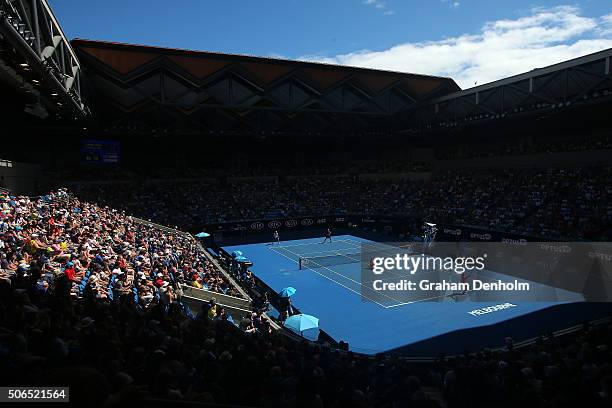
285, 220, 298, 228
268, 220, 281, 229
301, 219, 313, 226
250, 222, 264, 230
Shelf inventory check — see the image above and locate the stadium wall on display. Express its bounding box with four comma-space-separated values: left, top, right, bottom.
358, 172, 431, 181
0, 160, 44, 195
434, 149, 612, 170
202, 214, 560, 244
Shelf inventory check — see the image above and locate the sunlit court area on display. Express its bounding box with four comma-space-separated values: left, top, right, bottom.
224, 235, 597, 355
2, 1, 612, 407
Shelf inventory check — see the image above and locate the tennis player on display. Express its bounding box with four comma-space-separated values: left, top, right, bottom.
448, 271, 470, 300
273, 230, 280, 245
322, 227, 332, 243
460, 271, 469, 294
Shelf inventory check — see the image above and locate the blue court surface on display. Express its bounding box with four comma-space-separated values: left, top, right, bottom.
224, 235, 589, 355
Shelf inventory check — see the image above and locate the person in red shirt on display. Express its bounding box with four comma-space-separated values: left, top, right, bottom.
117, 256, 127, 270
64, 262, 77, 282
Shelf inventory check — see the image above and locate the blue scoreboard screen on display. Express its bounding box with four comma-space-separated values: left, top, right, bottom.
80, 139, 120, 164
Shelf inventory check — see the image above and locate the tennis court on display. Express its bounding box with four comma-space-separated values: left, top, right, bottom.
224, 235, 597, 355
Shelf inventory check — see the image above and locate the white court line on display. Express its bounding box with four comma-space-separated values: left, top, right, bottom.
286, 240, 414, 258
281, 244, 416, 308
297, 250, 360, 258
384, 273, 512, 308
334, 239, 363, 247
271, 239, 352, 249
383, 293, 450, 307
283, 247, 361, 257
270, 246, 358, 260
339, 239, 418, 256
273, 244, 452, 308
280, 246, 363, 287
297, 250, 504, 308
268, 243, 389, 308
271, 239, 469, 308
273, 238, 363, 250
336, 239, 410, 251
271, 239, 367, 258
280, 245, 419, 307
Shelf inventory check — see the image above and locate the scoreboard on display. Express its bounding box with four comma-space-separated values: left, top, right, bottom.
80, 139, 120, 164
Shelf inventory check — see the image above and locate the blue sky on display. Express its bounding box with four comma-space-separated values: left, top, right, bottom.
50, 1, 612, 88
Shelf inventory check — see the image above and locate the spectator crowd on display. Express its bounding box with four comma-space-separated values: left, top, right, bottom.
436, 133, 612, 160
0, 189, 242, 309
1, 188, 612, 407
71, 166, 612, 241
2, 236, 612, 407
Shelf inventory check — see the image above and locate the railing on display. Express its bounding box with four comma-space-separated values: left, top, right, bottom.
180, 284, 251, 310
129, 216, 254, 325
214, 245, 342, 348
131, 216, 250, 299
192, 239, 251, 301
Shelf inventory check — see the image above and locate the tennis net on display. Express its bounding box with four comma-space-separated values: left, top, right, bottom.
298, 243, 416, 270
299, 251, 361, 269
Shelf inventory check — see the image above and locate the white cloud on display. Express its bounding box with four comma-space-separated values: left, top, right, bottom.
364, 0, 382, 9
363, 0, 394, 16
441, 0, 460, 9
300, 6, 612, 89
600, 13, 612, 36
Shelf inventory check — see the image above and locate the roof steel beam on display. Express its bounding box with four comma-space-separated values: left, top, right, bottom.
408, 47, 612, 129
0, 0, 88, 116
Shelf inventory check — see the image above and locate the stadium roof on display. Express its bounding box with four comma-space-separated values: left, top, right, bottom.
403, 47, 612, 131
71, 39, 460, 134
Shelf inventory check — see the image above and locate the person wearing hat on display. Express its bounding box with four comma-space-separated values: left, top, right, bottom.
63, 261, 78, 282
206, 298, 217, 320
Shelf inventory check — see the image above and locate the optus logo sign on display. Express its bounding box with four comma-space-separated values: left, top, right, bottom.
501, 238, 527, 245
470, 232, 492, 241
538, 243, 572, 253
